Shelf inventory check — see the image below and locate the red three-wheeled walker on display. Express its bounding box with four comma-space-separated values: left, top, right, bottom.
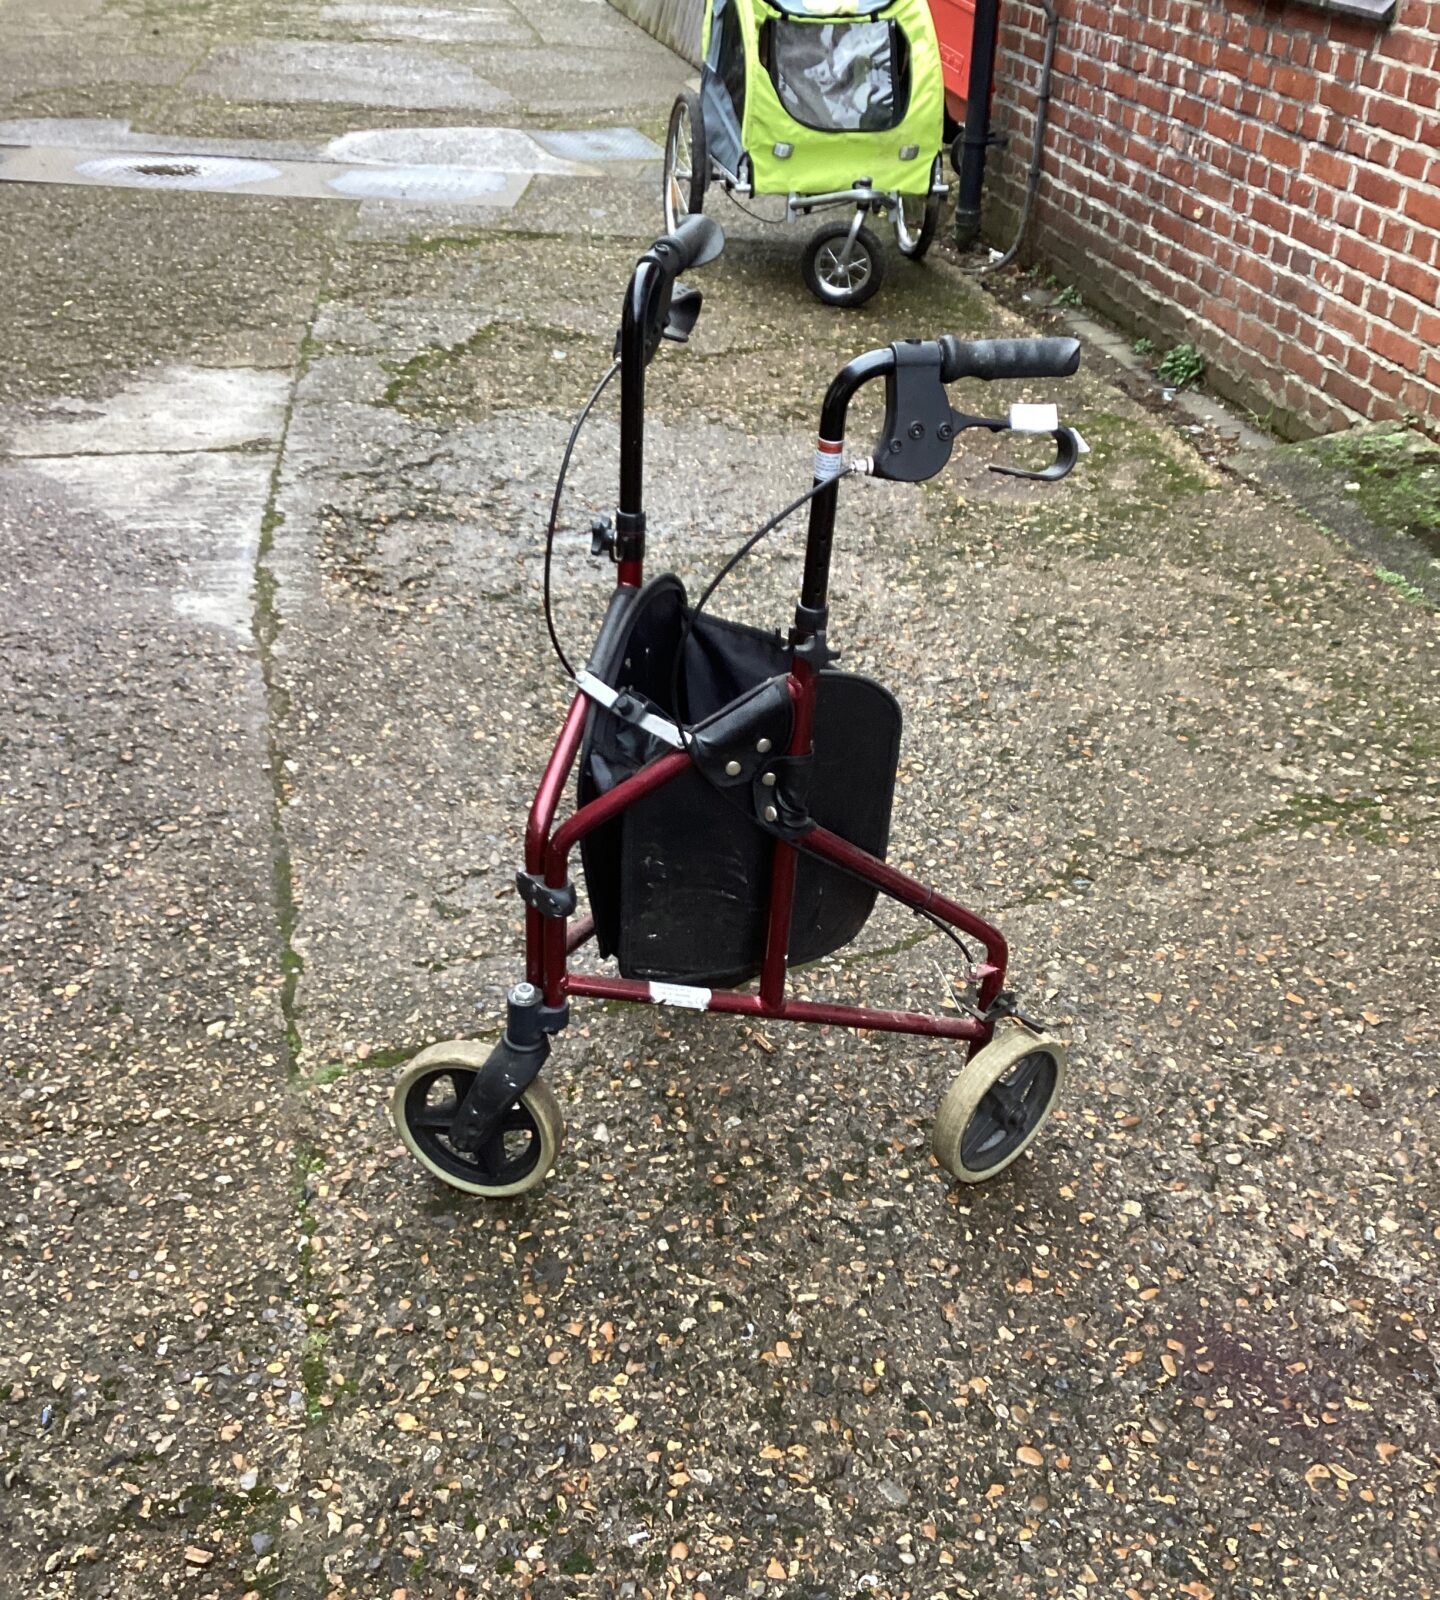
393, 216, 1082, 1198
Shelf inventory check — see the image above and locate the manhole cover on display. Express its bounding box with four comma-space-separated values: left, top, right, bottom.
74, 154, 281, 190
326, 165, 510, 202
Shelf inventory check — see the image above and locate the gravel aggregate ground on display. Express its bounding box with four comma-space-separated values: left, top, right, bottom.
1, 0, 1437, 1596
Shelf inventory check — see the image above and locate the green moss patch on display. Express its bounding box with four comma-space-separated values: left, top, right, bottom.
1305, 424, 1440, 562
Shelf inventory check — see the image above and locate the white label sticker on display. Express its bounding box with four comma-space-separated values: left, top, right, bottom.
812, 440, 846, 482
649, 982, 712, 1010
1009, 403, 1059, 434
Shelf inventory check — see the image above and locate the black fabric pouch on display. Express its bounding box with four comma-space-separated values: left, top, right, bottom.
577, 576, 902, 989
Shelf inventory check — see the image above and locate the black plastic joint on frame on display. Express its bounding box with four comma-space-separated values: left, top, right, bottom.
614, 508, 646, 562
515, 870, 578, 919
792, 634, 839, 668
791, 604, 838, 667
984, 989, 1047, 1033
538, 1001, 570, 1035
790, 602, 830, 653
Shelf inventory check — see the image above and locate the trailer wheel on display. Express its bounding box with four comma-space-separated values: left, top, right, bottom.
801, 220, 885, 308
393, 1041, 564, 1198
895, 158, 943, 259
932, 1026, 1066, 1183
663, 91, 707, 233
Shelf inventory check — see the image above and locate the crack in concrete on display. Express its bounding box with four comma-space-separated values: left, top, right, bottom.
251, 255, 337, 1081
0, 438, 278, 461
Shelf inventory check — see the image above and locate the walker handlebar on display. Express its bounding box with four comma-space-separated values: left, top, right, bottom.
937, 335, 1081, 383
651, 214, 725, 275
617, 218, 726, 526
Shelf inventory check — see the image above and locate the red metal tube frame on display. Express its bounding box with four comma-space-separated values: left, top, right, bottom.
523, 678, 1008, 1049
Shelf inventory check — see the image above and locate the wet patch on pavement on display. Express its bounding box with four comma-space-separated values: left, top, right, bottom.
0, 117, 660, 208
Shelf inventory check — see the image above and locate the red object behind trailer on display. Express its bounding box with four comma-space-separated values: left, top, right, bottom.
929, 0, 976, 121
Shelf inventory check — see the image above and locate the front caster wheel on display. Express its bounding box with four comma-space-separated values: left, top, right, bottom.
392, 1040, 565, 1198
932, 1026, 1066, 1184
801, 220, 885, 308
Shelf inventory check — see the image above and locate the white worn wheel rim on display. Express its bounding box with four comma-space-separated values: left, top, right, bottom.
392, 1041, 564, 1198
932, 1026, 1067, 1184
895, 196, 924, 252
896, 161, 942, 255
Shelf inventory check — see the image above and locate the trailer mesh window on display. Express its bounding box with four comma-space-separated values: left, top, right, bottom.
767, 20, 907, 133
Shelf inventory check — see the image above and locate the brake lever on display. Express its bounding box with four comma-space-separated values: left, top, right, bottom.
662, 283, 703, 344
871, 345, 1085, 486
989, 424, 1081, 483
947, 409, 1081, 484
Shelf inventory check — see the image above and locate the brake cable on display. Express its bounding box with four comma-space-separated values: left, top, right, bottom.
543, 359, 620, 681
668, 472, 850, 745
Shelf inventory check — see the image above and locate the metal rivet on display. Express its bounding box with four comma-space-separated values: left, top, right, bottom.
756, 737, 772, 753
724, 759, 742, 776
763, 805, 778, 823
761, 771, 776, 787
908, 421, 924, 439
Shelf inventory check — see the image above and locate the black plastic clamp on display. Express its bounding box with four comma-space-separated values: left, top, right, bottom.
983, 990, 1048, 1033
790, 630, 839, 669
614, 509, 645, 564
515, 870, 577, 919
753, 752, 814, 838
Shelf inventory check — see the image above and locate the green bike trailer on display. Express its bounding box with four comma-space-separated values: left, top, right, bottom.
663, 0, 948, 306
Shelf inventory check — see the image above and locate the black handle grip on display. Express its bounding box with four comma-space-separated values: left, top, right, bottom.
653, 214, 725, 274
938, 336, 1081, 382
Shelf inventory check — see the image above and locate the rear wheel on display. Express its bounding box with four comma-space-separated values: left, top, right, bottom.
932, 1026, 1066, 1183
662, 91, 707, 233
894, 159, 943, 259
801, 220, 885, 308
393, 1040, 565, 1198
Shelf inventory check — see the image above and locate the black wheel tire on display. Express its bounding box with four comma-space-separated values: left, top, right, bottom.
895, 159, 943, 259
800, 220, 886, 308
392, 1040, 564, 1198
663, 91, 707, 234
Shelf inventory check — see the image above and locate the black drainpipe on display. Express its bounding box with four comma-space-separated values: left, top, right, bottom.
952, 0, 1003, 246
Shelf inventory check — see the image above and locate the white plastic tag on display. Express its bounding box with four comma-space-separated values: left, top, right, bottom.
649, 982, 712, 1010
1071, 428, 1091, 454
1008, 403, 1059, 434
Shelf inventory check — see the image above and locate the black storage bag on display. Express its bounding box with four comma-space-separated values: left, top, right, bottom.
578, 576, 901, 988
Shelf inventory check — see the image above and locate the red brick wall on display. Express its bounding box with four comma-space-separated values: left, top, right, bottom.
987, 0, 1440, 435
